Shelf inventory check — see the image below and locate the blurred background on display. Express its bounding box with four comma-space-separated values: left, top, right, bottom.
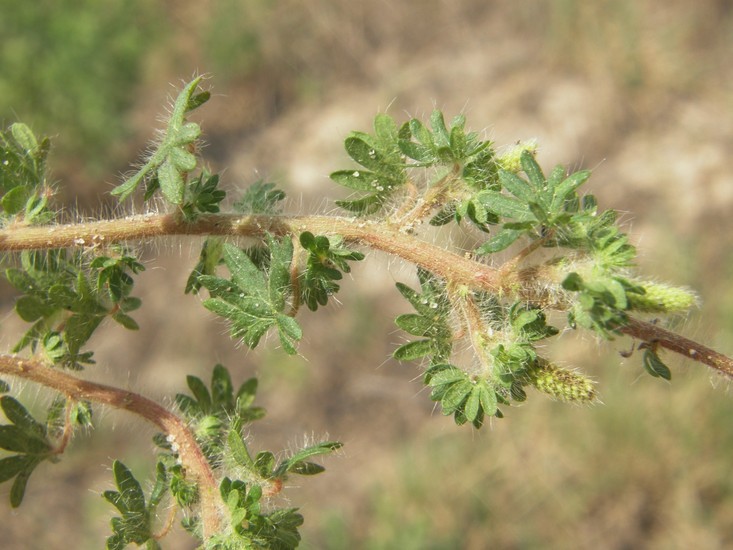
2, 1, 733, 548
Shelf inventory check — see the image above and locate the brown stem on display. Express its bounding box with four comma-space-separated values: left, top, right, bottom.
1, 214, 731, 377
0, 354, 222, 538
619, 317, 733, 379
0, 213, 506, 291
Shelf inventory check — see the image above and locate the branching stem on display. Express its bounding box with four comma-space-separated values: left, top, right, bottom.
0, 354, 222, 538
1, 213, 731, 375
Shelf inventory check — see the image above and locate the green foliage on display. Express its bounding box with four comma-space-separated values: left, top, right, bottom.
330, 113, 407, 214
424, 364, 500, 428
7, 249, 141, 369
393, 269, 454, 363
175, 365, 265, 459
199, 239, 302, 355
298, 231, 364, 311
213, 476, 303, 549
103, 460, 167, 550
152, 364, 340, 548
233, 180, 286, 215
642, 347, 672, 380
475, 150, 591, 254
0, 124, 53, 225
181, 171, 227, 220
0, 396, 56, 508
111, 77, 210, 203
0, 1, 160, 169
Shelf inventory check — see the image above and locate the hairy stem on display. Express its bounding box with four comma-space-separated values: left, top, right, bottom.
1, 213, 731, 376
0, 354, 221, 538
0, 213, 506, 290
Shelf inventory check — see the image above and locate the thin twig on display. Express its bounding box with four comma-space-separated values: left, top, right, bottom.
619, 317, 733, 379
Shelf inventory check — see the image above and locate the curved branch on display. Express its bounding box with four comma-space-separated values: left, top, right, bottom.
0, 354, 221, 538
1, 213, 731, 378
0, 213, 505, 290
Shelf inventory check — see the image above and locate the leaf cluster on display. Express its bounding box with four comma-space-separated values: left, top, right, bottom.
104, 460, 167, 550
199, 239, 302, 355
174, 365, 265, 460
0, 123, 53, 225
298, 231, 364, 311
393, 269, 453, 363
330, 110, 499, 222
111, 77, 212, 206
7, 250, 142, 368
151, 364, 340, 548
475, 150, 591, 254
233, 180, 286, 215
330, 113, 407, 214
0, 395, 56, 508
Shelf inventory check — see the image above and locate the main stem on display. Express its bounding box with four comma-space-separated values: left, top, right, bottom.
1, 212, 731, 378
0, 354, 222, 538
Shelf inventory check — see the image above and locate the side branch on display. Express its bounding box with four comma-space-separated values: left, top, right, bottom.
0, 354, 222, 538
1, 214, 731, 377
619, 318, 733, 379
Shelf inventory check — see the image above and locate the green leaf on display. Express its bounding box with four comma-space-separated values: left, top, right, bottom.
499, 170, 535, 203
344, 135, 386, 172
111, 312, 139, 330
329, 170, 382, 192
112, 460, 146, 514
519, 150, 545, 189
441, 379, 473, 413
394, 313, 433, 336
551, 170, 591, 211
233, 181, 286, 215
373, 113, 399, 146
478, 385, 498, 416
10, 123, 38, 156
642, 348, 672, 380
284, 441, 342, 466
228, 430, 255, 469
477, 190, 534, 221
10, 464, 35, 508
1, 185, 30, 215
427, 367, 467, 387
211, 364, 234, 409
157, 158, 184, 205
1, 396, 46, 438
14, 296, 48, 322
475, 228, 524, 254
187, 375, 212, 412
393, 339, 434, 360
335, 194, 383, 215
287, 462, 325, 476
464, 386, 481, 422
186, 237, 224, 294
222, 243, 266, 297
0, 455, 29, 483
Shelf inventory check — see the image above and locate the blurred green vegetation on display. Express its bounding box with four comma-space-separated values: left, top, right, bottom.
0, 0, 165, 175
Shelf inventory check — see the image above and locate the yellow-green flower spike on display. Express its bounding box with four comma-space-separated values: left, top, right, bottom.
528, 361, 598, 404
628, 281, 698, 313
